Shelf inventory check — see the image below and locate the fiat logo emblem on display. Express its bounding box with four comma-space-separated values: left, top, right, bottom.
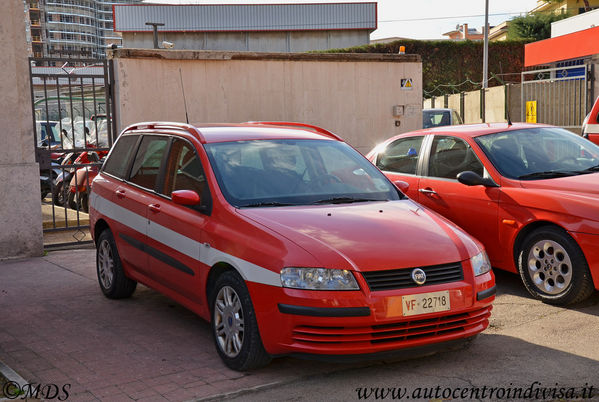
411, 268, 426, 285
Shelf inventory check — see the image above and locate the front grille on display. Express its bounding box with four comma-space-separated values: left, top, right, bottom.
362, 262, 464, 291
291, 306, 491, 347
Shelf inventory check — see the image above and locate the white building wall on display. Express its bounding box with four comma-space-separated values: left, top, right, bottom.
551, 8, 599, 37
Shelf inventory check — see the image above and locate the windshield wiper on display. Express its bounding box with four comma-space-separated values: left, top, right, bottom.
239, 201, 295, 208
578, 164, 599, 173
517, 171, 579, 180
312, 197, 382, 205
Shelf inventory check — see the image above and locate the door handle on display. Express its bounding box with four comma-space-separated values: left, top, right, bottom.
418, 188, 438, 195
115, 189, 126, 199
149, 204, 161, 213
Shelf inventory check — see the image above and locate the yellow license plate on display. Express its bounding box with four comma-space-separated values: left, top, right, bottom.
401, 290, 451, 317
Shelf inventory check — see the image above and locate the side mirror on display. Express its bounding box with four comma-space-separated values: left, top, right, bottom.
172, 190, 201, 206
457, 171, 498, 187
393, 180, 410, 193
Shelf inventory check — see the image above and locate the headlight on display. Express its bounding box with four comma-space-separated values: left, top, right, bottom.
471, 251, 492, 276
280, 267, 359, 290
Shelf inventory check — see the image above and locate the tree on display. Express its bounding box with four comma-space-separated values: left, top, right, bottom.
507, 12, 570, 41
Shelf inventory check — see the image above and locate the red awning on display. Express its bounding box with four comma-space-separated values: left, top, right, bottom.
525, 25, 599, 67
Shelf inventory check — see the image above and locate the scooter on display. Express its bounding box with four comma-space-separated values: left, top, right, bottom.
51, 152, 78, 207
67, 152, 104, 213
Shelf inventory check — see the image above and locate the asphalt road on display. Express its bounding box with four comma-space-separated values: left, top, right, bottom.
224, 270, 599, 402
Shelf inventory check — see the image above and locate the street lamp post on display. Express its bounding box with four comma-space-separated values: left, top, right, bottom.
482, 0, 489, 89
145, 22, 165, 49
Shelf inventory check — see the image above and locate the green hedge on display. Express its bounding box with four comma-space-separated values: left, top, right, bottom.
326, 39, 532, 97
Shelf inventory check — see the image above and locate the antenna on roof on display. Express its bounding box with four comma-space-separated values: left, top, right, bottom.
179, 67, 189, 124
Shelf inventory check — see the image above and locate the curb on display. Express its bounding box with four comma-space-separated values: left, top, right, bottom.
0, 359, 28, 401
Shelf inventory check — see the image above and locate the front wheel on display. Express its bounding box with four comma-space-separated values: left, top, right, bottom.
211, 271, 271, 371
96, 229, 137, 299
518, 226, 594, 305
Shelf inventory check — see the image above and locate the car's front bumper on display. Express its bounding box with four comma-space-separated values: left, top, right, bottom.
247, 270, 495, 356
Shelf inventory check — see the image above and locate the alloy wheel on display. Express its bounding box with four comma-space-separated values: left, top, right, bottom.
214, 286, 245, 358
97, 239, 114, 290
527, 239, 572, 295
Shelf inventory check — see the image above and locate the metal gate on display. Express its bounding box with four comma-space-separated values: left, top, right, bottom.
521, 63, 593, 130
29, 57, 117, 249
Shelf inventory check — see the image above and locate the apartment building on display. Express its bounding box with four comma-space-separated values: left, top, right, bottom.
25, 0, 141, 59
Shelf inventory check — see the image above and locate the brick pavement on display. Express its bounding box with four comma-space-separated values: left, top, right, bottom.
0, 250, 368, 401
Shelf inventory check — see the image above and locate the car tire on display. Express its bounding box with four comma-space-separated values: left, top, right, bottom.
52, 181, 68, 207
96, 229, 137, 299
517, 226, 594, 305
67, 191, 78, 210
210, 271, 271, 371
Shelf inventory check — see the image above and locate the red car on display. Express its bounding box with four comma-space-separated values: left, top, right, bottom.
582, 96, 599, 145
89, 121, 495, 370
367, 123, 599, 306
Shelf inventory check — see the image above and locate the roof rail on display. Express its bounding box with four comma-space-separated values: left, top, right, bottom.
122, 121, 206, 143
245, 121, 343, 141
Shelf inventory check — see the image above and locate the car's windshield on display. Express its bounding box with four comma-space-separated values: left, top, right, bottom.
204, 139, 401, 207
474, 127, 599, 180
423, 110, 452, 128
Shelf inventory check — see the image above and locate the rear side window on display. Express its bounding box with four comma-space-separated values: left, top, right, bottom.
102, 135, 139, 179
129, 136, 169, 190
376, 136, 424, 175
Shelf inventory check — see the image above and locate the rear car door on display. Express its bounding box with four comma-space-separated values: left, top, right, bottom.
145, 137, 212, 303
373, 135, 425, 199
120, 135, 170, 278
98, 135, 150, 273
417, 135, 504, 265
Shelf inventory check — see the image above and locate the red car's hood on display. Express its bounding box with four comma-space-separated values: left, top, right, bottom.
237, 200, 480, 272
518, 172, 599, 195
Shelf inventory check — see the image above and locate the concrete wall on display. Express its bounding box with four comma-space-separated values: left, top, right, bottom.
110, 49, 422, 153
424, 84, 523, 127
0, 1, 43, 258
122, 30, 370, 53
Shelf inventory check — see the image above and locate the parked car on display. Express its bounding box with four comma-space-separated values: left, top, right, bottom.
90, 121, 495, 370
582, 95, 599, 145
367, 123, 599, 306
423, 108, 463, 129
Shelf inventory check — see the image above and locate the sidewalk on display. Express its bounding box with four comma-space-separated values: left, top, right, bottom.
0, 250, 368, 401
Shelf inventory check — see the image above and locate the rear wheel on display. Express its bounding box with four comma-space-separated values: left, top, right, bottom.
518, 226, 594, 305
211, 271, 271, 371
52, 181, 67, 207
96, 229, 137, 299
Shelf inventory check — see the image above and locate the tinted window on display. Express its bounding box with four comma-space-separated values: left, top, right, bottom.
129, 136, 169, 190
428, 136, 484, 179
376, 136, 423, 174
162, 138, 211, 210
102, 135, 139, 179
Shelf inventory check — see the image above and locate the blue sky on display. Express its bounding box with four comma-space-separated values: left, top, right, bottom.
143, 0, 541, 39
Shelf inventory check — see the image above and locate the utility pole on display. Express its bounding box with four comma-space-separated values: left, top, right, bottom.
482, 0, 489, 89
145, 22, 165, 49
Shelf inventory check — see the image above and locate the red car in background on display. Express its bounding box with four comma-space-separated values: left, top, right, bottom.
582, 96, 599, 145
367, 123, 599, 306
89, 121, 495, 370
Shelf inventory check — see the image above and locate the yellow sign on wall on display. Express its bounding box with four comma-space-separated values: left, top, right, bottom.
526, 100, 537, 123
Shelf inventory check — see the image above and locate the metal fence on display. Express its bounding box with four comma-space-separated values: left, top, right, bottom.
29, 57, 116, 248
521, 63, 592, 130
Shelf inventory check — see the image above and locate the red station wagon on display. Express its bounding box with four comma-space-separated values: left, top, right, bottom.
368, 123, 599, 306
90, 121, 495, 370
